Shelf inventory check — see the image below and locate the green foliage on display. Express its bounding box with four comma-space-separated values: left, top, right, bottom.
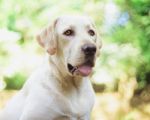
4, 72, 27, 90
114, 0, 150, 88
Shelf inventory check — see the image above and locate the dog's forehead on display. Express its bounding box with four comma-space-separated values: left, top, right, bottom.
56, 15, 93, 31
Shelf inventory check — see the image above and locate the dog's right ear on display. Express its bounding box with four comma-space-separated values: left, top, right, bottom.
36, 19, 58, 55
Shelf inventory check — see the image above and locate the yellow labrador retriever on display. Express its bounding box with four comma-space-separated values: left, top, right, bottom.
0, 15, 102, 120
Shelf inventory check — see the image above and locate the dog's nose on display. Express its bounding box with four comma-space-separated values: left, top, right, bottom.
81, 44, 96, 55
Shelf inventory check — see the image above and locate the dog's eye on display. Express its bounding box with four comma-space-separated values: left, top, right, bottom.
63, 29, 74, 36
88, 29, 95, 36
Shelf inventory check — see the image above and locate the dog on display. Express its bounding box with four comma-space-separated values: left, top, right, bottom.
0, 15, 102, 120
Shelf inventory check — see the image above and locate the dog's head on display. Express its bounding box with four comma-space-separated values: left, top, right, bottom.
37, 15, 102, 77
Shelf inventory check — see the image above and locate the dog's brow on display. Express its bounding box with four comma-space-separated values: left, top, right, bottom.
85, 24, 94, 30
63, 25, 74, 31
85, 25, 90, 29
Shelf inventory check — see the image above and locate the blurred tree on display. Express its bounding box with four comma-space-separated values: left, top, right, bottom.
4, 72, 26, 90
115, 0, 150, 89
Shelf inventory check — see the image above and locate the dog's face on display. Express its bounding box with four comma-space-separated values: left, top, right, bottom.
37, 15, 102, 77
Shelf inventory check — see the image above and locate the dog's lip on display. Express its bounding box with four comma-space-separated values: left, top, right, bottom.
67, 62, 94, 76
67, 63, 78, 74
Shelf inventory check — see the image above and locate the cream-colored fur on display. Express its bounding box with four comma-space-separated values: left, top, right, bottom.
0, 15, 102, 120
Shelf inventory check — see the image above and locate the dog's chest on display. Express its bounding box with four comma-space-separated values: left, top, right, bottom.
52, 86, 94, 119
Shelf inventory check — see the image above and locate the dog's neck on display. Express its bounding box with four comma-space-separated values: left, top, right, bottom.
47, 54, 84, 90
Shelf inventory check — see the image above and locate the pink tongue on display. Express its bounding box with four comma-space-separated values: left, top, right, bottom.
78, 66, 92, 76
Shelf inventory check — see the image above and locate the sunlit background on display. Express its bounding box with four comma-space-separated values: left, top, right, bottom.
0, 0, 150, 120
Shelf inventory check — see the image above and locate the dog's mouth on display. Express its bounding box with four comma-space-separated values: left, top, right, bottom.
67, 61, 94, 77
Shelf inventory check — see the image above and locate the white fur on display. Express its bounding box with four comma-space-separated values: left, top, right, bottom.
0, 15, 101, 120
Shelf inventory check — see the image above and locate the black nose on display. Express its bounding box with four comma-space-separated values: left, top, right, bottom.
81, 44, 96, 55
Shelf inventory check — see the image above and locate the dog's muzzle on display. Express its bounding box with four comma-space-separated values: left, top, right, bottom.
67, 44, 96, 76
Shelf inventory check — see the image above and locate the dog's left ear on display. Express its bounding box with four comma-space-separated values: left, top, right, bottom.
89, 17, 102, 50
97, 33, 102, 49
36, 19, 58, 55
95, 33, 102, 57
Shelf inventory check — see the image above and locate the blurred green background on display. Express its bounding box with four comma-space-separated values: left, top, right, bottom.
0, 0, 150, 120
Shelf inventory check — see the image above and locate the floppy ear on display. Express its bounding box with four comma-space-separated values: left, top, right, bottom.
95, 32, 102, 57
97, 33, 102, 49
36, 19, 58, 55
89, 17, 102, 50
